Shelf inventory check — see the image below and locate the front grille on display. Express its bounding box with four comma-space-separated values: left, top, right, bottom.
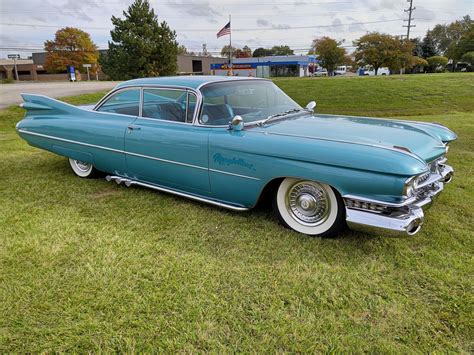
417, 172, 430, 185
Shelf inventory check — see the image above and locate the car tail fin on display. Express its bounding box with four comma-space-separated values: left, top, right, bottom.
20, 94, 85, 116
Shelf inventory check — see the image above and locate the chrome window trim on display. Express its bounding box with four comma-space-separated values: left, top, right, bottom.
17, 129, 260, 181
140, 86, 190, 125
195, 77, 269, 90
195, 78, 272, 128
94, 86, 142, 117
94, 84, 203, 125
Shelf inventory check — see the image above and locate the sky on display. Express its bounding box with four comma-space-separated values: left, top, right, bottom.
0, 0, 472, 59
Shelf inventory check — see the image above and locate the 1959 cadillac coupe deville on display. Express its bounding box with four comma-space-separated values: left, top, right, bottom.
17, 76, 456, 237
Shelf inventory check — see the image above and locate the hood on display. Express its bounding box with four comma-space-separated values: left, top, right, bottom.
250, 113, 454, 163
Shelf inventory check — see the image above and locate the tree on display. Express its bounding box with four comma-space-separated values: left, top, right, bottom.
456, 27, 474, 58
44, 27, 98, 73
461, 51, 474, 65
253, 47, 273, 57
309, 37, 346, 75
410, 38, 423, 57
234, 45, 252, 58
429, 15, 472, 56
426, 56, 448, 72
270, 45, 294, 55
221, 45, 237, 58
100, 0, 178, 80
353, 32, 405, 75
242, 45, 252, 58
421, 32, 438, 58
177, 45, 188, 55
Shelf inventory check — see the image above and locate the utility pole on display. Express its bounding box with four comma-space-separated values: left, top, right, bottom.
403, 0, 416, 40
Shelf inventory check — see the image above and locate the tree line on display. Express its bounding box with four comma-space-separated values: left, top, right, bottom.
42, 0, 473, 79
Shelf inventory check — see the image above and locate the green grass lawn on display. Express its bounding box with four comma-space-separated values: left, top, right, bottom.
1, 73, 473, 352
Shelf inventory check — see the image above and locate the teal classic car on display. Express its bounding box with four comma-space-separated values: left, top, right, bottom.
17, 76, 456, 237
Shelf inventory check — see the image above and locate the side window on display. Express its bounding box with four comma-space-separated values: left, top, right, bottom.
97, 89, 140, 116
142, 89, 197, 123
142, 88, 188, 123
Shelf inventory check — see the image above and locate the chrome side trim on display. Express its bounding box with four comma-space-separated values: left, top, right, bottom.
248, 131, 427, 165
125, 150, 207, 171
18, 129, 124, 154
17, 129, 260, 180
209, 168, 260, 181
106, 175, 250, 211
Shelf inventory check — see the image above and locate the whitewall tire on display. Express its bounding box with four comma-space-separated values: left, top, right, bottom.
68, 158, 98, 178
273, 178, 346, 237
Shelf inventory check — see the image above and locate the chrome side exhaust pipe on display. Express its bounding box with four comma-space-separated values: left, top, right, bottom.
106, 175, 133, 187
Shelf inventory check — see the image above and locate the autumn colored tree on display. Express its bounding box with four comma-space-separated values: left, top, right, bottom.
234, 45, 252, 58
44, 27, 98, 73
100, 0, 178, 80
309, 37, 347, 75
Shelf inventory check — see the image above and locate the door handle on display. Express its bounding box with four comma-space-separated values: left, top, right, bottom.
127, 125, 141, 132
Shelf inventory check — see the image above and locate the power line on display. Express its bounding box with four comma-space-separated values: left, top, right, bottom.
0, 8, 404, 18
0, 19, 402, 32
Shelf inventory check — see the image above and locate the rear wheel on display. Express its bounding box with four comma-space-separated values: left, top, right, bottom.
68, 158, 99, 178
273, 178, 346, 237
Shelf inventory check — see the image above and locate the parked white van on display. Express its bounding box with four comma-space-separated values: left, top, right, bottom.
334, 65, 352, 75
360, 67, 390, 76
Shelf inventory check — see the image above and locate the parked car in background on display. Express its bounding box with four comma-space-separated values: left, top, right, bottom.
359, 67, 391, 76
17, 76, 456, 237
312, 68, 328, 77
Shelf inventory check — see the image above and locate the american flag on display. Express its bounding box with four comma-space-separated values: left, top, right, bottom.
217, 22, 231, 38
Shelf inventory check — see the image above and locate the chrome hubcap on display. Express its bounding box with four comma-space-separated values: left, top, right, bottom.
74, 160, 91, 172
286, 181, 330, 226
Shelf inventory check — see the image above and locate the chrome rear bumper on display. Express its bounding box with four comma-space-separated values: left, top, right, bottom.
345, 163, 453, 237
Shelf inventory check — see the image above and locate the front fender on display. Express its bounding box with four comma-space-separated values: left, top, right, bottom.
208, 129, 427, 207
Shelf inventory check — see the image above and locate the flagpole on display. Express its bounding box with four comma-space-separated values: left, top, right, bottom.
229, 14, 233, 76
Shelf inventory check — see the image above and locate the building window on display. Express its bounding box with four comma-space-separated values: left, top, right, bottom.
192, 60, 203, 73
270, 64, 298, 77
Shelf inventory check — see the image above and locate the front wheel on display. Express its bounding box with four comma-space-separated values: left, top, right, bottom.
273, 178, 346, 237
68, 158, 99, 178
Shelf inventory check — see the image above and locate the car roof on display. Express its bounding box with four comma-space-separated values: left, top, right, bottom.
115, 75, 265, 90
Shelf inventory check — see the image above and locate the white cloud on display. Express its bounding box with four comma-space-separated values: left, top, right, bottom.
0, 0, 471, 57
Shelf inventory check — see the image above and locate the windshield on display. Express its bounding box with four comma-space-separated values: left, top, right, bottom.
199, 80, 302, 126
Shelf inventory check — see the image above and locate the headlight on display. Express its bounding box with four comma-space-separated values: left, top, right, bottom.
403, 176, 417, 198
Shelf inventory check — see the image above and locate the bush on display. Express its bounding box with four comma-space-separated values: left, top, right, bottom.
426, 56, 448, 73
1, 77, 15, 84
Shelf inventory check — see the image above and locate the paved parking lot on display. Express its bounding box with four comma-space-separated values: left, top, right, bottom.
0, 81, 121, 109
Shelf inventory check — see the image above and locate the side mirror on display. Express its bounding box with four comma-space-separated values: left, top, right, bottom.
306, 101, 316, 112
229, 115, 244, 131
